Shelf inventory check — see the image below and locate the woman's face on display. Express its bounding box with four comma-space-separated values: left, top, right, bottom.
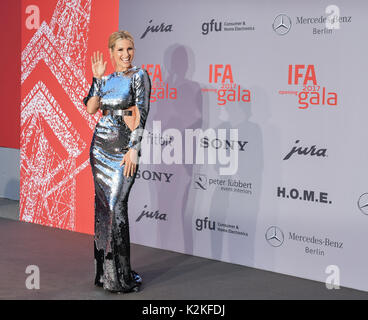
110, 38, 135, 71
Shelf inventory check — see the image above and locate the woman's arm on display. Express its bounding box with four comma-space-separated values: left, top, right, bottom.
128, 69, 151, 153
120, 69, 151, 177
83, 77, 104, 114
83, 51, 107, 114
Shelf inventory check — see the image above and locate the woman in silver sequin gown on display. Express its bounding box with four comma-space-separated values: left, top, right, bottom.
83, 31, 151, 293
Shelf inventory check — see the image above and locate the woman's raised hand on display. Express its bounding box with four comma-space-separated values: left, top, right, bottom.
91, 51, 107, 79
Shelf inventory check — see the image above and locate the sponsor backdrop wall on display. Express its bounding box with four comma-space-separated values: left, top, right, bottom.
20, 0, 368, 292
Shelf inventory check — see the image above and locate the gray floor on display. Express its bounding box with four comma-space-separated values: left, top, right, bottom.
1, 197, 367, 300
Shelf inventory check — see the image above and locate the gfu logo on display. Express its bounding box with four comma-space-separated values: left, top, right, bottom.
283, 140, 327, 160
140, 20, 173, 39
195, 217, 215, 231
272, 14, 292, 35
201, 19, 222, 35
265, 226, 284, 247
357, 193, 368, 215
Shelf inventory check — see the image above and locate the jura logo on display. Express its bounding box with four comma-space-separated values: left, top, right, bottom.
136, 205, 167, 222
200, 137, 248, 151
141, 20, 173, 39
283, 140, 327, 160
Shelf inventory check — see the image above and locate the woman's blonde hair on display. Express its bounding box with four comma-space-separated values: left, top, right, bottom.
108, 30, 135, 50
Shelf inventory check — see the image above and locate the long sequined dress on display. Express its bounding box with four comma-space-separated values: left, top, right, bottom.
83, 66, 151, 293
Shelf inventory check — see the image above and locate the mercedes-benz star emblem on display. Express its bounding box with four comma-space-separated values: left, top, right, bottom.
265, 226, 284, 247
358, 193, 368, 215
272, 14, 292, 35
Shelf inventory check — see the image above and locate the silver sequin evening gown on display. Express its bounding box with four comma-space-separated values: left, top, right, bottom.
83, 66, 151, 293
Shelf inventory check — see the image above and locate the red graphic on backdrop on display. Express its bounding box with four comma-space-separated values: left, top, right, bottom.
20, 0, 96, 230
279, 64, 338, 109
142, 64, 177, 102
202, 64, 251, 106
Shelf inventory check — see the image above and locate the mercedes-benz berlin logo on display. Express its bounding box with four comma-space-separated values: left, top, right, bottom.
358, 193, 368, 215
265, 226, 284, 247
272, 14, 292, 35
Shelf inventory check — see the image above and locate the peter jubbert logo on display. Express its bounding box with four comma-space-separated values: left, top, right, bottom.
194, 174, 207, 190
278, 64, 338, 110
194, 173, 252, 195
201, 64, 251, 106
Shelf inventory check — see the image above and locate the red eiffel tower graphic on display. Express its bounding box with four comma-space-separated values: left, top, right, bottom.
20, 0, 98, 231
